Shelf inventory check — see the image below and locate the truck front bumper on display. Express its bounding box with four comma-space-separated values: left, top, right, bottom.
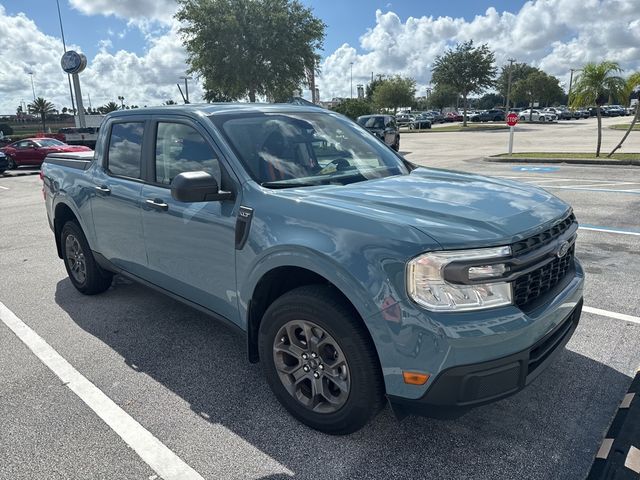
388, 299, 582, 418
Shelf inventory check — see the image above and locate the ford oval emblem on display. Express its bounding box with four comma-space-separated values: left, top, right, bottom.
557, 241, 570, 258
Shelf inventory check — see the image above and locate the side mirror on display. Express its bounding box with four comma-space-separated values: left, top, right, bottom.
171, 171, 233, 202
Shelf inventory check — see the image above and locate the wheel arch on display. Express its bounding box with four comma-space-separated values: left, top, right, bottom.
53, 201, 92, 259
243, 252, 380, 366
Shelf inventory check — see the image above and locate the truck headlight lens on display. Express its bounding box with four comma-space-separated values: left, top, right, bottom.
407, 246, 512, 311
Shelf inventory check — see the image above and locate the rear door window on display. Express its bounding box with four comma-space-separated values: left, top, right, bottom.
106, 122, 144, 179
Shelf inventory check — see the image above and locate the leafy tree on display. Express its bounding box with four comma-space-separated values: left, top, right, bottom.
331, 98, 374, 120
476, 92, 503, 110
366, 74, 386, 102
511, 71, 563, 119
608, 72, 640, 157
27, 97, 56, 132
372, 75, 416, 114
176, 0, 325, 102
570, 61, 625, 156
432, 40, 497, 126
497, 62, 539, 107
164, 100, 177, 105
426, 86, 459, 110
98, 102, 120, 114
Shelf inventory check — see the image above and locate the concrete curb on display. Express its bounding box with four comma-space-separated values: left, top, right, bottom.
483, 156, 640, 166
587, 367, 640, 479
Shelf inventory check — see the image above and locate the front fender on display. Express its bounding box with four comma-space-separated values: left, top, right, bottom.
239, 245, 377, 329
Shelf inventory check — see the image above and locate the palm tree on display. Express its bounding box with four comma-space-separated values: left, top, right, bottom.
608, 72, 640, 157
27, 97, 56, 132
98, 101, 120, 114
164, 99, 177, 105
570, 61, 625, 157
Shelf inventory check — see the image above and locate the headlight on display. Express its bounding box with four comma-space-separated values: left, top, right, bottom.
407, 246, 512, 312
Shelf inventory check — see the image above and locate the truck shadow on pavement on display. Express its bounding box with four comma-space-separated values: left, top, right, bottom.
55, 277, 630, 480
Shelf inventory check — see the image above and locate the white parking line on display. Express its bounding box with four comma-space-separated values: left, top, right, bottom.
584, 306, 640, 325
0, 301, 205, 480
579, 226, 640, 236
0, 185, 8, 190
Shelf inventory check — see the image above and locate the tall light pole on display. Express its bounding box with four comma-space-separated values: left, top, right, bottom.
27, 72, 36, 101
180, 75, 192, 103
56, 0, 76, 114
505, 58, 516, 110
118, 95, 125, 109
350, 62, 354, 99
568, 68, 581, 106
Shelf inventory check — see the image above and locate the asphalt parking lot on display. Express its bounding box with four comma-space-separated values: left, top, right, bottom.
1, 121, 639, 479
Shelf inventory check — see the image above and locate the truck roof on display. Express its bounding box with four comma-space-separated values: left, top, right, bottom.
105, 102, 326, 119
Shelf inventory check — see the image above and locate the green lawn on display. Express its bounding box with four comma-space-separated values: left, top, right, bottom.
404, 124, 509, 133
495, 152, 640, 160
609, 123, 640, 131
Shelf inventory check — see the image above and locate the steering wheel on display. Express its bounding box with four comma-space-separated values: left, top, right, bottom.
318, 157, 353, 175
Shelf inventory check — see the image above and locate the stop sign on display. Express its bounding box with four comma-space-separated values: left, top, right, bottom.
506, 112, 519, 126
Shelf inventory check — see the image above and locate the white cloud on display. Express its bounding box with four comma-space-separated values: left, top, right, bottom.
317, 0, 640, 99
0, 6, 198, 114
69, 0, 177, 23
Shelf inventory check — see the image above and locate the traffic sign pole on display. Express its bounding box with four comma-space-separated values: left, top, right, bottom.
508, 126, 514, 155
506, 112, 519, 156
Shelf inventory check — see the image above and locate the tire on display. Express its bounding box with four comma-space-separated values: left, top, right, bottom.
0, 169, 5, 175
540, 116, 546, 122
6, 155, 16, 170
519, 116, 525, 121
258, 285, 384, 435
61, 221, 113, 295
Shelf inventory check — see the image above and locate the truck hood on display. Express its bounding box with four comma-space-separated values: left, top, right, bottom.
278, 168, 571, 249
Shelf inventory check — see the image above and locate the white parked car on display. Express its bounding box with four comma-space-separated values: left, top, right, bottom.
519, 109, 557, 122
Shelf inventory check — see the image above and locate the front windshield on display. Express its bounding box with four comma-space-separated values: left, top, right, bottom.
211, 112, 408, 188
36, 139, 65, 147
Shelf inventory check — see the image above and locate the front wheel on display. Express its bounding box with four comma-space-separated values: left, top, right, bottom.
61, 221, 113, 295
258, 285, 384, 435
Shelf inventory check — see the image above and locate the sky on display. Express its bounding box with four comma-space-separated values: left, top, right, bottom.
1, 0, 639, 114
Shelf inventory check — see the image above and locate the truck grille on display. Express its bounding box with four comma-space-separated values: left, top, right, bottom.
512, 213, 576, 256
514, 245, 574, 307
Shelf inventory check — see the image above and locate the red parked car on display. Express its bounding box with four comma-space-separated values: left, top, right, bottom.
0, 138, 92, 169
444, 111, 463, 122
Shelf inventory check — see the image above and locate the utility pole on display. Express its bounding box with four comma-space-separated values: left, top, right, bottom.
56, 0, 76, 115
28, 72, 36, 101
568, 68, 581, 106
309, 61, 316, 104
350, 62, 354, 99
505, 58, 516, 110
180, 76, 192, 103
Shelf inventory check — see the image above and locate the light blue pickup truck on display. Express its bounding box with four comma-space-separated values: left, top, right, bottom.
42, 104, 584, 434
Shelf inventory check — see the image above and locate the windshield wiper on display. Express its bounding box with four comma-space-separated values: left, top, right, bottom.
260, 180, 321, 189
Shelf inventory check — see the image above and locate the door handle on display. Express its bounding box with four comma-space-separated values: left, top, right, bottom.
95, 185, 111, 195
145, 198, 169, 211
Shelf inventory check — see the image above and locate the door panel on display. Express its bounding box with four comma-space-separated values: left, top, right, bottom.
90, 120, 147, 276
141, 120, 238, 321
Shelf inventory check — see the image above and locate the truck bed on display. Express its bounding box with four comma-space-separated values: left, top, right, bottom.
43, 151, 94, 170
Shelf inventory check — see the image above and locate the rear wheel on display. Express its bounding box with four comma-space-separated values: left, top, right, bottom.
540, 116, 546, 122
258, 285, 384, 435
61, 221, 113, 295
6, 155, 16, 170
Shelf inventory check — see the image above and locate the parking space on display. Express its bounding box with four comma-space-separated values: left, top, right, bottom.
1, 132, 639, 479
